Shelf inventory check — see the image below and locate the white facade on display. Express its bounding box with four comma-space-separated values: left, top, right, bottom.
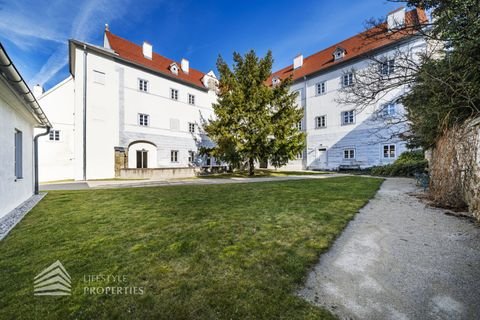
0, 45, 50, 218
38, 32, 217, 181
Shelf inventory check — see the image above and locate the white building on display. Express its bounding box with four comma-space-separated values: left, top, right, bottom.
0, 43, 51, 219
37, 26, 218, 182
270, 8, 428, 170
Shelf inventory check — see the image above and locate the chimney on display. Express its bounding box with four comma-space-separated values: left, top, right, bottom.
143, 41, 152, 60
293, 54, 303, 69
33, 84, 44, 98
181, 58, 189, 74
387, 7, 406, 30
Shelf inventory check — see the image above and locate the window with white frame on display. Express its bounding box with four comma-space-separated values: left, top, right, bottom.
171, 150, 178, 162
382, 103, 396, 117
138, 113, 149, 126
296, 151, 303, 159
14, 129, 22, 179
316, 81, 326, 95
139, 79, 148, 92
343, 148, 355, 159
383, 144, 396, 158
296, 119, 303, 131
188, 94, 195, 105
188, 122, 196, 133
341, 110, 355, 125
380, 59, 395, 76
188, 151, 195, 163
171, 88, 178, 100
315, 115, 326, 128
342, 73, 354, 87
49, 130, 60, 141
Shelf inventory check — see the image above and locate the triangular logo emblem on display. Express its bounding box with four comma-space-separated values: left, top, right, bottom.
34, 260, 71, 296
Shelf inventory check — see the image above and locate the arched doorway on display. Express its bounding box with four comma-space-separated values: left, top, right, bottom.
127, 141, 157, 169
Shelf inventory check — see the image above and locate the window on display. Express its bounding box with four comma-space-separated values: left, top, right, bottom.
315, 115, 326, 128
170, 88, 178, 100
296, 119, 303, 131
316, 82, 326, 95
380, 59, 395, 76
188, 122, 196, 133
342, 110, 355, 125
136, 150, 148, 168
93, 70, 105, 84
171, 150, 178, 162
343, 148, 355, 159
342, 73, 354, 87
14, 129, 22, 179
138, 113, 149, 126
188, 151, 195, 163
383, 144, 396, 158
382, 103, 396, 117
139, 79, 148, 92
49, 130, 60, 141
296, 151, 303, 159
188, 94, 195, 105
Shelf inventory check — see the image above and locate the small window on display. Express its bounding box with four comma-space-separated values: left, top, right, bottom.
139, 79, 148, 92
272, 77, 280, 86
382, 103, 396, 117
296, 151, 303, 159
138, 113, 149, 126
342, 110, 355, 125
342, 73, 354, 87
316, 82, 326, 95
296, 119, 303, 131
188, 94, 195, 105
171, 88, 178, 100
171, 150, 178, 162
14, 129, 23, 179
343, 148, 355, 159
188, 151, 195, 163
188, 122, 196, 133
315, 115, 326, 128
49, 130, 60, 141
383, 144, 396, 158
93, 70, 105, 84
380, 59, 395, 76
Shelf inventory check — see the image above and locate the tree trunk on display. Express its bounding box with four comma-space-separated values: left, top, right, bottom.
248, 157, 255, 176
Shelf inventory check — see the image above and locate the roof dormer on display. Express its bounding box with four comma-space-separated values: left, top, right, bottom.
272, 76, 281, 86
169, 62, 179, 75
202, 70, 218, 90
333, 47, 346, 61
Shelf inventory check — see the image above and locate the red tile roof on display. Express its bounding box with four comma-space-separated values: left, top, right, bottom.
270, 8, 428, 84
105, 31, 207, 89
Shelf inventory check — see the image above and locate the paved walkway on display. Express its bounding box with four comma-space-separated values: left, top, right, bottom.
299, 178, 480, 320
40, 173, 347, 191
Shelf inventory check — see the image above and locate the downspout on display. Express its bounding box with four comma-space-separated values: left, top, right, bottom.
34, 127, 51, 194
83, 45, 88, 180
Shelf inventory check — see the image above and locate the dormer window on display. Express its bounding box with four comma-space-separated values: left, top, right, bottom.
272, 77, 280, 86
333, 47, 346, 61
169, 63, 179, 75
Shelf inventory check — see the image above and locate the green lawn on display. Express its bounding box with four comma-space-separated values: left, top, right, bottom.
0, 177, 382, 319
198, 169, 330, 179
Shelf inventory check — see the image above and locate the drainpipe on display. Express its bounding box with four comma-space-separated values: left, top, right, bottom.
34, 127, 51, 194
82, 45, 88, 180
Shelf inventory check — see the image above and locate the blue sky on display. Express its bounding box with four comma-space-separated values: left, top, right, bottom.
0, 0, 403, 90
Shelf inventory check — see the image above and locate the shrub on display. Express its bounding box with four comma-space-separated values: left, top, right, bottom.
370, 150, 428, 177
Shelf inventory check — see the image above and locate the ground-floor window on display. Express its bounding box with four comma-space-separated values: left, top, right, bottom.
171, 150, 179, 162
14, 129, 23, 179
343, 148, 355, 159
188, 151, 195, 163
136, 149, 148, 168
383, 144, 396, 158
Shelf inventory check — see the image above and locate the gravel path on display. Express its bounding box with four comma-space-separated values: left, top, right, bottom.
299, 178, 480, 320
0, 194, 46, 240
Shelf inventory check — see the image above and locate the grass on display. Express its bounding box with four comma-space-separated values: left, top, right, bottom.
198, 169, 330, 179
0, 177, 382, 319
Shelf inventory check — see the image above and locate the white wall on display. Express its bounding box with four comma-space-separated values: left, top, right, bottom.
0, 81, 36, 218
37, 77, 75, 182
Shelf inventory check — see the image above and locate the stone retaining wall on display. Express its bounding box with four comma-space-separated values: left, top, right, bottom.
119, 167, 198, 180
